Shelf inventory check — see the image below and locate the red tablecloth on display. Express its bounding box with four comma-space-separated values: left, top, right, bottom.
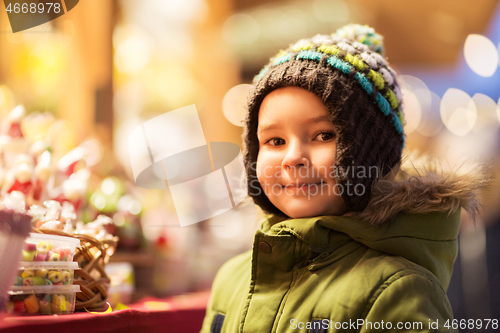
0, 291, 210, 333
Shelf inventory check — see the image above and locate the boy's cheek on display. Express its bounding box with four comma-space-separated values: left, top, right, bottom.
256, 175, 274, 192
255, 161, 282, 180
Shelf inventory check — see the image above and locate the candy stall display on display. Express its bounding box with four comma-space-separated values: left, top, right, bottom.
0, 105, 120, 313
7, 285, 81, 315
21, 199, 117, 312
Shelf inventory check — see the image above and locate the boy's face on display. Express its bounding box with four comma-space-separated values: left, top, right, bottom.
256, 86, 348, 218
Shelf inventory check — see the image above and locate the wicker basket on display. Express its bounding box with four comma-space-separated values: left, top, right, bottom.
32, 228, 118, 311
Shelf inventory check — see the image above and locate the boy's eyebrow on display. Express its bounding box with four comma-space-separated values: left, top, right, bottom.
257, 115, 331, 135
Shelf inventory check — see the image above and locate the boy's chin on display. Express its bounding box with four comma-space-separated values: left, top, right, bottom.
279, 205, 329, 219
275, 200, 347, 219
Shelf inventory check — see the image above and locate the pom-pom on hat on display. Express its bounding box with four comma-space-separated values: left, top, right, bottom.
243, 24, 405, 215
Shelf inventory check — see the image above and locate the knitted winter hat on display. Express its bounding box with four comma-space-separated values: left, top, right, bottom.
243, 24, 405, 215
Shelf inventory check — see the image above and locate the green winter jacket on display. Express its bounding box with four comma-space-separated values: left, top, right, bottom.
200, 159, 485, 333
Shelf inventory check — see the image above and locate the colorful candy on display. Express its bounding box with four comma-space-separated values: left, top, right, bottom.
13, 264, 77, 287
34, 252, 47, 261
22, 278, 34, 286
52, 294, 66, 312
21, 270, 34, 278
33, 277, 45, 285
24, 245, 72, 262
24, 295, 39, 314
36, 241, 49, 253
39, 300, 51, 314
61, 271, 71, 284
7, 288, 79, 316
25, 243, 36, 252
47, 271, 62, 284
13, 300, 26, 313
21, 235, 76, 262
21, 250, 35, 261
14, 277, 23, 286
35, 268, 48, 278
52, 247, 70, 261
22, 277, 45, 286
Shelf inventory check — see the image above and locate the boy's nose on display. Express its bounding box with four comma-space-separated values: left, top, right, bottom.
281, 141, 310, 169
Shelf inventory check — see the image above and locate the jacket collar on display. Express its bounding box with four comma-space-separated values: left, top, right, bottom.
259, 209, 461, 289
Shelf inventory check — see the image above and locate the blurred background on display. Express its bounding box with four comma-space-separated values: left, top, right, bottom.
0, 0, 499, 328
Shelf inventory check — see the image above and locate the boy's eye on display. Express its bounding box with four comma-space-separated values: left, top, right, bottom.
316, 131, 335, 142
265, 132, 335, 146
266, 137, 285, 146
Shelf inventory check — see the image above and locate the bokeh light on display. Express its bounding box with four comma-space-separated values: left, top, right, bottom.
400, 88, 421, 134
113, 25, 154, 75
464, 34, 499, 77
399, 75, 433, 135
399, 75, 432, 108
222, 84, 252, 127
119, 194, 143, 216
440, 88, 477, 136
498, 41, 500, 69
92, 194, 107, 211
222, 14, 260, 45
128, 200, 142, 215
498, 97, 500, 124
472, 93, 499, 136
102, 178, 117, 195
417, 92, 443, 137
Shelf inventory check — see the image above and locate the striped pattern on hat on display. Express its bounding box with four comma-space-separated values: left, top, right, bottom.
254, 30, 405, 147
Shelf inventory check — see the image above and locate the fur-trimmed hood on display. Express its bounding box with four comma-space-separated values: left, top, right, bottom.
350, 153, 489, 225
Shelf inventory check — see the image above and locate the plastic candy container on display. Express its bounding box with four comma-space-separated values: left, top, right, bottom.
22, 233, 80, 262
0, 211, 31, 312
13, 262, 79, 287
7, 285, 80, 315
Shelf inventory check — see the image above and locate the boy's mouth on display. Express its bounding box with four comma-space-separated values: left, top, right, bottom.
283, 180, 326, 188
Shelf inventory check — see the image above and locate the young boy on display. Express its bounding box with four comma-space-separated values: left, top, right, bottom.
200, 24, 483, 333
